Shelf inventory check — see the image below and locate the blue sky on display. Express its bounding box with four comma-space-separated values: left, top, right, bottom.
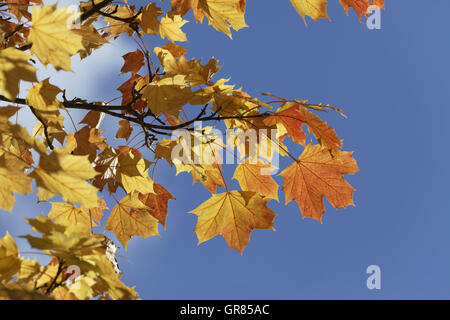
2, 0, 450, 299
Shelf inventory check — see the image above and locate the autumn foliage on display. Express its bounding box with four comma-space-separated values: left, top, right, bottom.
0, 0, 384, 299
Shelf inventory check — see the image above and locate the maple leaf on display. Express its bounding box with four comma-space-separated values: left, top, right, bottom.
30, 152, 99, 208
118, 148, 155, 194
73, 25, 109, 60
5, 0, 42, 21
139, 3, 163, 35
69, 126, 108, 162
290, 0, 330, 25
0, 166, 33, 212
155, 47, 221, 86
340, 0, 385, 21
0, 48, 37, 101
26, 78, 62, 111
29, 4, 84, 71
190, 162, 225, 193
103, 5, 137, 37
167, 134, 225, 192
233, 160, 279, 200
69, 272, 97, 300
161, 43, 188, 59
0, 232, 21, 281
155, 139, 178, 166
120, 50, 145, 75
82, 198, 107, 224
92, 147, 120, 192
0, 20, 30, 49
138, 183, 175, 228
48, 202, 95, 229
117, 74, 147, 108
26, 79, 66, 144
265, 102, 342, 154
93, 147, 154, 194
264, 102, 308, 145
0, 120, 48, 158
0, 106, 26, 129
280, 143, 359, 222
190, 191, 276, 253
159, 14, 188, 42
143, 75, 193, 116
105, 193, 159, 249
115, 120, 133, 141
170, 0, 203, 21
197, 0, 247, 38
79, 110, 104, 128
164, 130, 226, 193
16, 258, 41, 283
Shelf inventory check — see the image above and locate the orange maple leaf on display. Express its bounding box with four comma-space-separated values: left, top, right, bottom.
138, 183, 175, 228
265, 102, 342, 154
120, 49, 145, 75
280, 143, 359, 222
115, 120, 133, 141
264, 103, 307, 145
340, 0, 385, 21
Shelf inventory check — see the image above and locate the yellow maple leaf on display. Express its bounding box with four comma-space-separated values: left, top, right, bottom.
26, 78, 66, 144
233, 160, 279, 201
290, 0, 330, 25
69, 272, 97, 300
17, 258, 41, 283
154, 139, 178, 166
73, 25, 109, 60
143, 75, 193, 116
0, 232, 21, 281
197, 0, 248, 38
159, 14, 188, 42
118, 150, 155, 194
190, 191, 276, 253
48, 202, 95, 229
0, 189, 15, 213
30, 153, 99, 208
105, 193, 159, 249
280, 143, 359, 222
81, 198, 107, 224
0, 167, 33, 212
0, 48, 37, 101
190, 163, 225, 193
29, 4, 84, 71
155, 46, 221, 86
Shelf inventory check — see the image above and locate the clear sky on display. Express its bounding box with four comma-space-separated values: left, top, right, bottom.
1, 0, 450, 299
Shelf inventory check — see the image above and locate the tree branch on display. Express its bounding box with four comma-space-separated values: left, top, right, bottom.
29, 106, 54, 150
0, 94, 272, 139
80, 0, 114, 23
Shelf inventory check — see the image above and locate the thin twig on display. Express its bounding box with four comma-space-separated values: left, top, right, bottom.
29, 106, 54, 150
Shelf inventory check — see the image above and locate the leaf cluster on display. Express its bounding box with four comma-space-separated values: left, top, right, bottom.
0, 0, 384, 299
